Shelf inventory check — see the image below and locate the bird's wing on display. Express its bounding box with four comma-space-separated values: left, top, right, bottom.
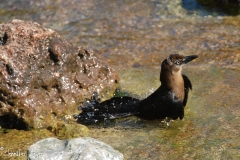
182, 74, 192, 107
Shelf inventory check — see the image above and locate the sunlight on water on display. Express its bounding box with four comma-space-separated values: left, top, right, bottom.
0, 0, 240, 159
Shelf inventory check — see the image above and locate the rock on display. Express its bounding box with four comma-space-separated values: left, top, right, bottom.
27, 137, 124, 160
196, 0, 240, 15
0, 20, 119, 129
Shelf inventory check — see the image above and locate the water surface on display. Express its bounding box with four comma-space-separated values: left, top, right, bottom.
0, 0, 240, 159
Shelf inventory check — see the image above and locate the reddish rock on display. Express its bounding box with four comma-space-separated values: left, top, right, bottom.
0, 20, 119, 129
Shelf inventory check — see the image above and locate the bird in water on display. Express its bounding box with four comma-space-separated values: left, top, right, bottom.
75, 54, 198, 126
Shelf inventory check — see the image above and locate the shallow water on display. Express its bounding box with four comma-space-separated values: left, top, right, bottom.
0, 0, 240, 159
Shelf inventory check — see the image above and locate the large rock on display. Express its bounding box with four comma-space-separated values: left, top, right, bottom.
0, 20, 119, 129
27, 137, 124, 160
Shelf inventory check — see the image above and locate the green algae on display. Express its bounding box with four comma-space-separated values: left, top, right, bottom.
0, 129, 53, 160
51, 123, 89, 139
0, 123, 89, 159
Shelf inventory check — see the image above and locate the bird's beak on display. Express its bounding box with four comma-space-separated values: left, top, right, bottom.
183, 55, 198, 64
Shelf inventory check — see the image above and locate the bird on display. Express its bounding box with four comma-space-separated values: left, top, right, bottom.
75, 54, 198, 126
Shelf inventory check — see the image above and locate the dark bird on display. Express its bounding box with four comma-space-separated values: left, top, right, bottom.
75, 54, 198, 126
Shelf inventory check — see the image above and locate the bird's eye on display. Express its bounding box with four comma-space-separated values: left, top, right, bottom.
175, 60, 180, 65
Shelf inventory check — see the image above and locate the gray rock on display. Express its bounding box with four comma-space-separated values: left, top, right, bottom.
27, 137, 124, 160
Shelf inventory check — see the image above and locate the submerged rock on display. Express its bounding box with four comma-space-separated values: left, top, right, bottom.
0, 20, 119, 129
27, 137, 124, 160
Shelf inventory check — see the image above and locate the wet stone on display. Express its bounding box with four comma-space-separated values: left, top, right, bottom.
0, 19, 119, 129
27, 137, 124, 160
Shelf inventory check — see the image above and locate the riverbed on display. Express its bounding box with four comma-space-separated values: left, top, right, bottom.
0, 0, 240, 159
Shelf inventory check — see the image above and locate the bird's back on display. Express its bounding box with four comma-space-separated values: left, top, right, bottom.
137, 84, 185, 120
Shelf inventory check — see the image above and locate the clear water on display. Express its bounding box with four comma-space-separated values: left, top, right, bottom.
0, 0, 240, 159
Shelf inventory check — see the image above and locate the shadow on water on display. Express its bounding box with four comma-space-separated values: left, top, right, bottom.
0, 114, 29, 130
86, 116, 169, 130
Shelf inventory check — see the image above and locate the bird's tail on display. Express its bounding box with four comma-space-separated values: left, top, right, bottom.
75, 92, 140, 124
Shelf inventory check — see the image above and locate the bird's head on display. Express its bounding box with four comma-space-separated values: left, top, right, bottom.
164, 54, 198, 72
